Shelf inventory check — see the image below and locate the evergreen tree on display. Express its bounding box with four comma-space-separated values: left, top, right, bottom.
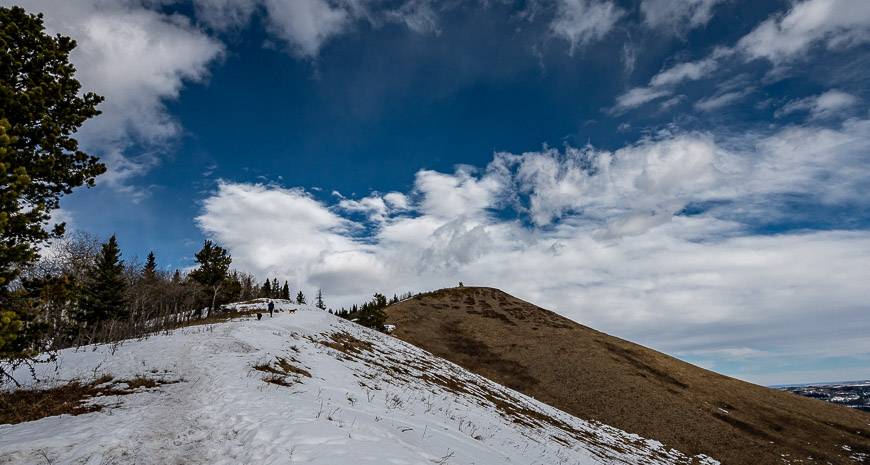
356, 293, 387, 330
342, 305, 358, 321
78, 235, 127, 325
281, 281, 290, 300
260, 279, 272, 298
315, 289, 326, 310
222, 272, 242, 303
271, 278, 279, 298
171, 269, 182, 284
0, 7, 105, 369
143, 251, 157, 283
189, 240, 231, 315
296, 291, 306, 305
20, 273, 75, 341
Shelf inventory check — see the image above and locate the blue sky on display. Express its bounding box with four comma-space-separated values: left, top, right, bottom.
8, 0, 870, 385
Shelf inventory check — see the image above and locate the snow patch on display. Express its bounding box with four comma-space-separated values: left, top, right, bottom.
0, 306, 719, 465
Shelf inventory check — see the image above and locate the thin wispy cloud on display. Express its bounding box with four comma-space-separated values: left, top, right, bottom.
550, 0, 624, 53
640, 0, 725, 34
614, 0, 870, 113
775, 89, 859, 119
738, 0, 870, 63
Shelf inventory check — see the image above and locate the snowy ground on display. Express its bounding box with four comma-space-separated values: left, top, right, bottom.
0, 302, 719, 465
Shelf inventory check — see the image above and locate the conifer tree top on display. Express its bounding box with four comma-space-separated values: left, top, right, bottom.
143, 251, 157, 281
0, 6, 105, 290
190, 240, 231, 287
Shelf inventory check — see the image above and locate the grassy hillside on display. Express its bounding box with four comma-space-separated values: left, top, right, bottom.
386, 287, 870, 464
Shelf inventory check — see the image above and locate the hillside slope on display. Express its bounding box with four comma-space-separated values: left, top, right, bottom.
385, 287, 870, 465
0, 302, 716, 465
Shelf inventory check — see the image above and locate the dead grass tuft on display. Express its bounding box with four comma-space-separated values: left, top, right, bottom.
122, 376, 161, 390
0, 375, 177, 425
0, 381, 104, 425
254, 357, 311, 387
262, 375, 295, 387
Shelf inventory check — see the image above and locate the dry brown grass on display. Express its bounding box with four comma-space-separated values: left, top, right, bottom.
261, 375, 295, 387
318, 331, 374, 356
254, 356, 311, 387
0, 375, 177, 425
386, 286, 870, 465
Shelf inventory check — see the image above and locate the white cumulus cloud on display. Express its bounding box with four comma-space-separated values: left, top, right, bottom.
196, 119, 870, 383
6, 0, 224, 192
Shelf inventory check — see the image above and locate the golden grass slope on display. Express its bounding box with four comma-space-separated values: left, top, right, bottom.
385, 287, 870, 465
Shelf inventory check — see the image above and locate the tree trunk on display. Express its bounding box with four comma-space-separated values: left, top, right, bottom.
210, 284, 220, 317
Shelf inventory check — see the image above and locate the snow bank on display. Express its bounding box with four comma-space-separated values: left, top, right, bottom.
0, 304, 718, 465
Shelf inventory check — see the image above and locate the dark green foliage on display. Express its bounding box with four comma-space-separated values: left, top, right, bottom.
315, 289, 325, 310
258, 277, 291, 299
357, 293, 388, 331
77, 235, 127, 325
339, 293, 387, 331
143, 252, 157, 283
189, 240, 231, 314
356, 311, 386, 330
190, 241, 231, 288
336, 291, 414, 330
220, 272, 242, 305
296, 291, 306, 305
0, 6, 104, 368
20, 273, 76, 337
0, 288, 47, 376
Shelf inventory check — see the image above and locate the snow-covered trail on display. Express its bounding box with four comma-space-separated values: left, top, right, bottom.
0, 303, 718, 465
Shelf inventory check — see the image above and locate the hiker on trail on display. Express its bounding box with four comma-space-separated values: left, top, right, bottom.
268, 300, 275, 317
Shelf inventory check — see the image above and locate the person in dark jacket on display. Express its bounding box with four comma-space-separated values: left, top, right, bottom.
268, 300, 275, 317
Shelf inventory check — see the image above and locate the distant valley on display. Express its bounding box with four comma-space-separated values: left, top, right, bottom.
778, 381, 870, 413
